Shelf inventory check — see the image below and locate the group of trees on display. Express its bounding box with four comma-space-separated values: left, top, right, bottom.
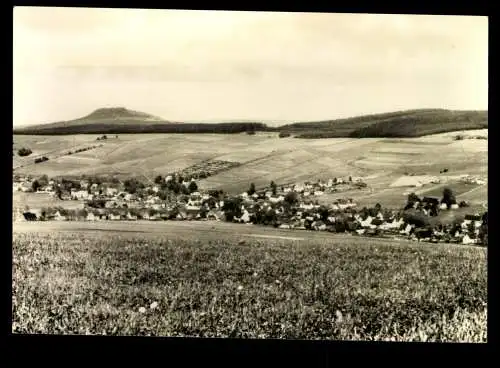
404, 187, 458, 214
123, 178, 145, 195
34, 156, 49, 164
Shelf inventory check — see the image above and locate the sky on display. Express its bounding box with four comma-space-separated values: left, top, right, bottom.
13, 8, 488, 127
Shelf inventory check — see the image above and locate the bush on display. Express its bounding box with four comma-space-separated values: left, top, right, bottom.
279, 132, 291, 138
17, 147, 32, 157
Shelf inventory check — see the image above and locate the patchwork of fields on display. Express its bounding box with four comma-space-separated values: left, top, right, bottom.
13, 130, 488, 208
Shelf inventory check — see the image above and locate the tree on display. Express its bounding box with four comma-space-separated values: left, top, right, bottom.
442, 187, 456, 208
38, 175, 49, 187
403, 209, 430, 228
154, 175, 163, 184
55, 186, 63, 199
222, 198, 243, 222
318, 205, 329, 222
284, 191, 299, 206
31, 180, 41, 192
77, 209, 88, 219
181, 185, 190, 195
270, 181, 277, 196
158, 190, 168, 201
405, 193, 420, 210
188, 181, 198, 193
248, 183, 256, 196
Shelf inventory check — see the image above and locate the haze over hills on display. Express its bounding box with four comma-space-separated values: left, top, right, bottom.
13, 107, 488, 138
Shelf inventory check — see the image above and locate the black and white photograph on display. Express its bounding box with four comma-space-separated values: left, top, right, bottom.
12, 7, 487, 342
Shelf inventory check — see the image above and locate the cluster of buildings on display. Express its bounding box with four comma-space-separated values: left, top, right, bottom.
459, 175, 487, 185
14, 173, 487, 245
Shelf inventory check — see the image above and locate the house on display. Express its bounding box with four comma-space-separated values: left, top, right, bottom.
314, 191, 324, 196
300, 203, 315, 210
294, 184, 304, 192
20, 183, 33, 192
109, 213, 121, 221
450, 204, 459, 210
439, 203, 448, 210
462, 234, 476, 245
124, 193, 136, 201
175, 212, 186, 221
53, 211, 67, 221
126, 212, 138, 221
400, 224, 413, 235
72, 190, 90, 200
106, 187, 119, 196
312, 221, 327, 231
461, 219, 472, 229
360, 216, 373, 228
86, 212, 96, 221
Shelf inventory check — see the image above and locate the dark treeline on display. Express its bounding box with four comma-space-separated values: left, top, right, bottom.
14, 109, 487, 138
290, 110, 488, 139
14, 122, 276, 135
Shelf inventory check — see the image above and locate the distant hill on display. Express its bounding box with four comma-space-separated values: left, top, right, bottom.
13, 107, 487, 137
279, 109, 488, 138
13, 107, 269, 135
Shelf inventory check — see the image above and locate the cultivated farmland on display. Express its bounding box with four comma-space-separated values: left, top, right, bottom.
12, 221, 486, 341
13, 129, 488, 206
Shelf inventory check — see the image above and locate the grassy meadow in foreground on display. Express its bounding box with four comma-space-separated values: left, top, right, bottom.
12, 231, 487, 342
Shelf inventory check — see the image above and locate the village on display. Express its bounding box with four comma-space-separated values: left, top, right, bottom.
13, 171, 487, 246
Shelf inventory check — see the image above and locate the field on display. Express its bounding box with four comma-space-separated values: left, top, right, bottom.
12, 192, 85, 212
13, 129, 488, 208
12, 221, 487, 341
